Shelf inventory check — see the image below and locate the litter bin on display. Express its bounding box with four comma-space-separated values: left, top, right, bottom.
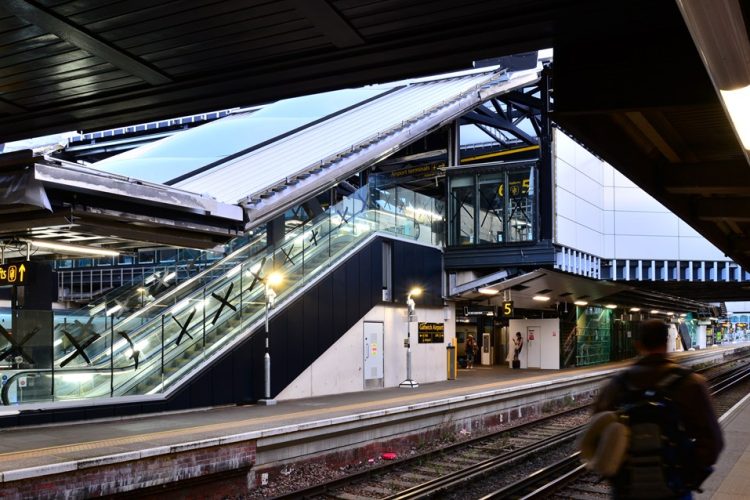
446, 344, 456, 380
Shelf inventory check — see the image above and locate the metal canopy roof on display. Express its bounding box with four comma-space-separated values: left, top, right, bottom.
0, 150, 244, 258
450, 269, 713, 315
0, 0, 749, 273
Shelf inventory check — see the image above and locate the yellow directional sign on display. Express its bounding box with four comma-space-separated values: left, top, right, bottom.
0, 263, 29, 286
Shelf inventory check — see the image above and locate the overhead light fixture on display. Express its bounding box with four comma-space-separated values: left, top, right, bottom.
677, 0, 750, 152
574, 300, 588, 306
532, 295, 550, 302
721, 86, 750, 149
23, 239, 119, 257
605, 304, 617, 309
629, 307, 641, 312
651, 309, 660, 314
667, 312, 675, 316
478, 287, 499, 295
680, 313, 687, 317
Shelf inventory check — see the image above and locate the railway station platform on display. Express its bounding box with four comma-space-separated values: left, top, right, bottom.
697, 383, 750, 499
0, 343, 746, 498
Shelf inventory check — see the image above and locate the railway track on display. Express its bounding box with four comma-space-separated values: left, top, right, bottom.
270, 356, 750, 500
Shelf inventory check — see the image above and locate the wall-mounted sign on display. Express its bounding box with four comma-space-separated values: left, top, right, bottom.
0, 263, 29, 286
463, 305, 494, 317
389, 162, 444, 180
501, 301, 514, 318
418, 322, 445, 343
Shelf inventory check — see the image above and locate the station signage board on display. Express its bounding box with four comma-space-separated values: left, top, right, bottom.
418, 322, 444, 343
0, 262, 30, 286
463, 305, 494, 317
501, 301, 514, 318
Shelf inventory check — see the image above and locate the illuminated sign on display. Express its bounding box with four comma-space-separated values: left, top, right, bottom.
418, 322, 445, 343
501, 301, 514, 318
389, 162, 444, 179
498, 178, 530, 197
0, 263, 29, 286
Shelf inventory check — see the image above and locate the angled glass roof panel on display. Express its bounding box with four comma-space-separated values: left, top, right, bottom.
90, 87, 391, 184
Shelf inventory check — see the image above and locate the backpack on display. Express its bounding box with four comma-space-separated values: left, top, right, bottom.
611, 367, 695, 498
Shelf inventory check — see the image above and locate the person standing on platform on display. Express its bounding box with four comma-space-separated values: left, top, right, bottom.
513, 332, 523, 361
587, 319, 723, 499
465, 334, 477, 369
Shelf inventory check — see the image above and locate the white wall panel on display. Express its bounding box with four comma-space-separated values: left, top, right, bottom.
575, 172, 603, 208
556, 215, 578, 248
555, 187, 577, 219
726, 302, 750, 313
678, 237, 728, 260
613, 235, 679, 260
614, 211, 678, 236
613, 187, 666, 212
577, 224, 603, 256
575, 149, 604, 185
554, 131, 578, 166
555, 158, 576, 192
575, 197, 603, 232
604, 234, 615, 257
613, 170, 637, 188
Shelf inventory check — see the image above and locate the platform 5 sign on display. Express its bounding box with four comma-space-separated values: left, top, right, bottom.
0, 263, 29, 286
501, 301, 514, 318
418, 322, 444, 343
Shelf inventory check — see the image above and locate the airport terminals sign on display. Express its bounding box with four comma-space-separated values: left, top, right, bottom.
0, 263, 29, 286
418, 322, 444, 343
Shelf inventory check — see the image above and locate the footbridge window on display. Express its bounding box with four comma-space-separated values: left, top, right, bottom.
448, 163, 536, 246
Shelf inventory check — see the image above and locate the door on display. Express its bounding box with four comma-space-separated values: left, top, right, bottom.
364, 322, 384, 389
527, 326, 541, 368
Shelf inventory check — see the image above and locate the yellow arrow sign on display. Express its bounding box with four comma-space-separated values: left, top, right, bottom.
18, 263, 25, 282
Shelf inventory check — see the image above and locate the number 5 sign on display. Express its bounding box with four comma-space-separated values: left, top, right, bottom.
501, 301, 513, 318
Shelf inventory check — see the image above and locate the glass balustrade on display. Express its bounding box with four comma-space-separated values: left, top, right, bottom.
0, 184, 443, 406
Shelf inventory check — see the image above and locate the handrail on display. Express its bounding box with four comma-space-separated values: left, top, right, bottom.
2, 183, 443, 406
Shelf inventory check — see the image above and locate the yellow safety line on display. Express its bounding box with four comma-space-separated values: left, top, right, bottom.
461, 145, 540, 163
0, 376, 555, 463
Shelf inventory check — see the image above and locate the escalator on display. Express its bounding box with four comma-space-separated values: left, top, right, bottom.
2, 183, 443, 406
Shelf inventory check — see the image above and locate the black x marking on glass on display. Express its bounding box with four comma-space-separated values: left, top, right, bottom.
335, 206, 350, 227
60, 330, 101, 367
281, 245, 295, 266
172, 309, 196, 346
479, 189, 503, 228
211, 282, 237, 325
0, 324, 39, 364
247, 257, 267, 292
72, 317, 96, 338
309, 229, 319, 246
117, 331, 140, 369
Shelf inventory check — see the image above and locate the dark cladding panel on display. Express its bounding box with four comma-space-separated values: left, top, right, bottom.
210, 355, 235, 405
302, 289, 319, 367
332, 266, 348, 338
317, 274, 334, 350
286, 298, 306, 378
346, 253, 361, 327
358, 244, 373, 314
369, 240, 383, 306
188, 369, 212, 408
269, 312, 288, 396
391, 241, 442, 308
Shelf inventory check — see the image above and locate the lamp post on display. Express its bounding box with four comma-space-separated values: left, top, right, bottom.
259, 271, 282, 405
400, 287, 422, 388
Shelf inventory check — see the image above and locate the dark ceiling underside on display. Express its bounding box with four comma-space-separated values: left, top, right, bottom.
0, 0, 749, 298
